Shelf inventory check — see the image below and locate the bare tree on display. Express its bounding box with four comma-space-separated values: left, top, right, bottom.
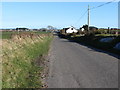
47, 25, 55, 32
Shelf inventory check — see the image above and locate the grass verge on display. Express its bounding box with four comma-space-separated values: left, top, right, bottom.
2, 33, 53, 88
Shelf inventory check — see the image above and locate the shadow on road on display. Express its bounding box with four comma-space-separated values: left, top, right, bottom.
57, 34, 120, 60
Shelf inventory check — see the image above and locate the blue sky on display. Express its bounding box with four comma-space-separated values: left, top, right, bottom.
2, 2, 118, 29
118, 1, 120, 29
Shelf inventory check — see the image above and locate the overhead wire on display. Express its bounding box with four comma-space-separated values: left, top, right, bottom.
90, 0, 117, 10
73, 0, 117, 28
74, 10, 88, 25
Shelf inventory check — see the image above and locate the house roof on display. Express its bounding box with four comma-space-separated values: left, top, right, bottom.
89, 26, 98, 29
63, 26, 76, 30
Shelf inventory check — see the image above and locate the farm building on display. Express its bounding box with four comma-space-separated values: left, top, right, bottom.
61, 26, 78, 34
89, 26, 98, 31
16, 28, 29, 31
80, 25, 98, 35
80, 25, 98, 31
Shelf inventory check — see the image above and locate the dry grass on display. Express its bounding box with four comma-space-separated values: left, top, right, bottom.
1, 33, 53, 88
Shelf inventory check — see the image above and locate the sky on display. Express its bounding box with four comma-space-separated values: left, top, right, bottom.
118, 1, 120, 29
1, 2, 118, 29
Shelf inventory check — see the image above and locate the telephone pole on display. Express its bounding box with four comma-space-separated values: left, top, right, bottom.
88, 5, 90, 33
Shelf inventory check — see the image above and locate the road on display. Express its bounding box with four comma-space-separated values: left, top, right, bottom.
46, 36, 118, 88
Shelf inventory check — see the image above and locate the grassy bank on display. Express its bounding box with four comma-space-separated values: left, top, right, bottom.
2, 33, 53, 88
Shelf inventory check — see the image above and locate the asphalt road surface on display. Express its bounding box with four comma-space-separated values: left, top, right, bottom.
46, 36, 118, 88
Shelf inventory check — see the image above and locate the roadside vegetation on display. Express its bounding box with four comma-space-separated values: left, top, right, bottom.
1, 31, 53, 88
58, 29, 120, 55
68, 35, 120, 55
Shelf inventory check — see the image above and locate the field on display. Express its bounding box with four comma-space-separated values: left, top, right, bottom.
0, 31, 50, 39
1, 31, 53, 88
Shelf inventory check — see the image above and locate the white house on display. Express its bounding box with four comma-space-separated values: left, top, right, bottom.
63, 26, 78, 34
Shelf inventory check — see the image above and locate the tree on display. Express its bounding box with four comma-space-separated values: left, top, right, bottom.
47, 25, 56, 32
40, 28, 47, 32
47, 25, 54, 30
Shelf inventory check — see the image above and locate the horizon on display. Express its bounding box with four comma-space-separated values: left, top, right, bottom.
0, 26, 119, 30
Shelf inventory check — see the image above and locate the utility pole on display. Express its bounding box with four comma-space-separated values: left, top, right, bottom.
88, 5, 90, 33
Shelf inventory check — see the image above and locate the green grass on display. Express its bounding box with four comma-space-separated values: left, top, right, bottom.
0, 31, 51, 39
0, 31, 14, 39
2, 33, 53, 88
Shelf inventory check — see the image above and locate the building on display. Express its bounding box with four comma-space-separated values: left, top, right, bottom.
80, 25, 98, 31
16, 28, 29, 31
62, 26, 78, 34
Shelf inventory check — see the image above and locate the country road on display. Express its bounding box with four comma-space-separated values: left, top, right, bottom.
46, 35, 119, 88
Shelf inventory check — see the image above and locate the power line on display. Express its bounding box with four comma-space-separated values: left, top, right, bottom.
90, 0, 117, 10
73, 0, 117, 27
74, 10, 88, 25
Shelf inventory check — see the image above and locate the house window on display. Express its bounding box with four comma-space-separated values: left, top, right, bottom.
71, 28, 73, 30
